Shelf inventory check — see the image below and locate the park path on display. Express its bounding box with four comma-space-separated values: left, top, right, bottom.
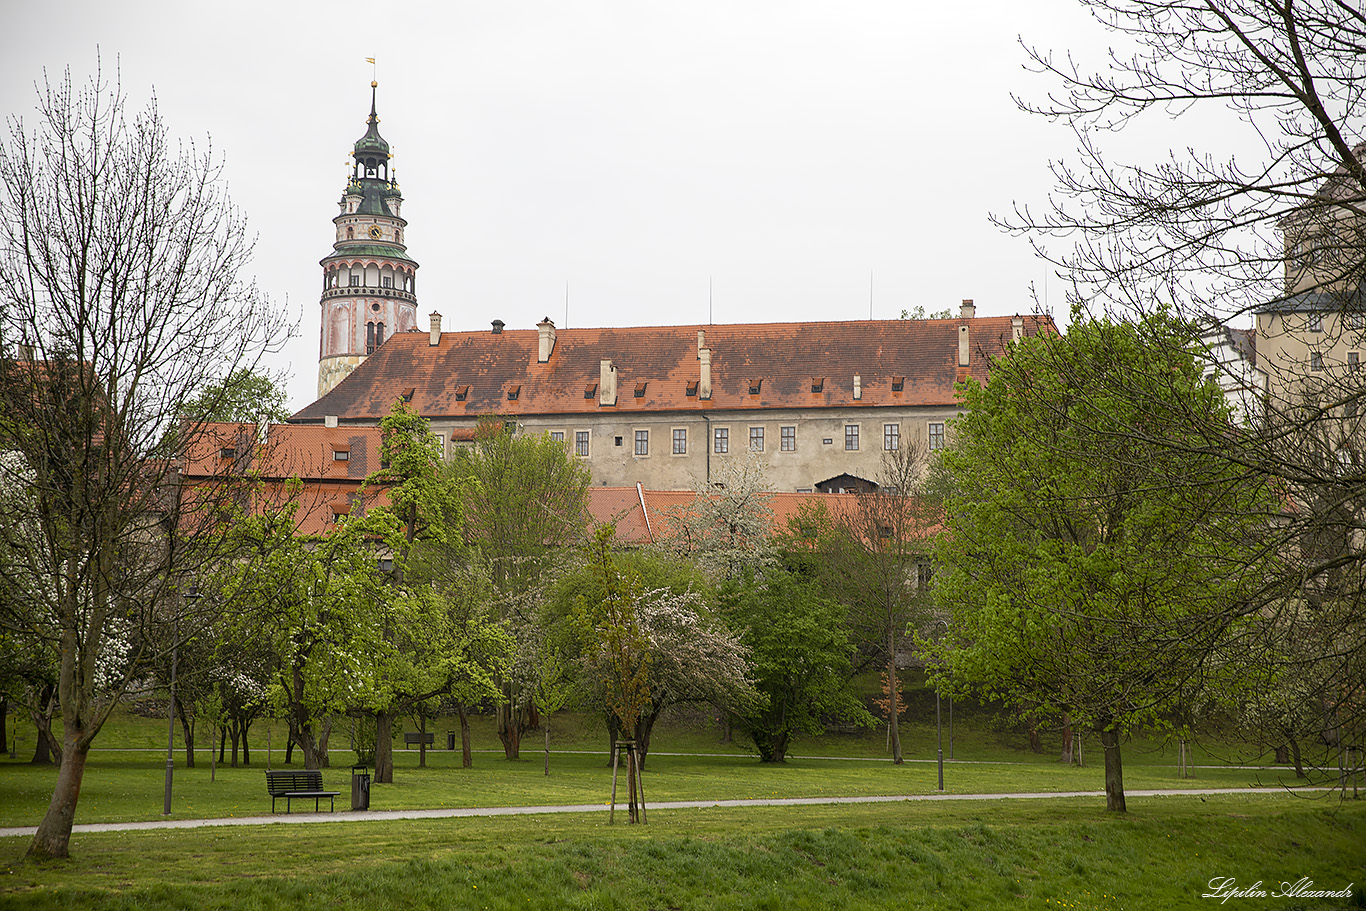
0, 787, 1322, 839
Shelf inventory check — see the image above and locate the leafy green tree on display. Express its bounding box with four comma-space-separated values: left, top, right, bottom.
927, 313, 1277, 811
721, 571, 873, 762
445, 419, 590, 759
180, 369, 291, 425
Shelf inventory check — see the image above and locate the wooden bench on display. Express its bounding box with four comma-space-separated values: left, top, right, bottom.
403, 732, 434, 748
265, 769, 340, 813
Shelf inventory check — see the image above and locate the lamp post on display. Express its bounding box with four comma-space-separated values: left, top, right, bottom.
933, 617, 949, 791
165, 587, 198, 815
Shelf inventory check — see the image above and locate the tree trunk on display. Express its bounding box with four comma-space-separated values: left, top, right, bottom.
26, 685, 61, 766
496, 699, 522, 760
374, 712, 395, 783
241, 718, 252, 766
284, 737, 295, 765
1028, 726, 1043, 754
544, 720, 551, 776
1289, 738, 1306, 778
887, 634, 903, 764
176, 702, 196, 768
1060, 714, 1073, 764
1, 698, 7, 756
1100, 727, 1126, 812
457, 704, 472, 768
605, 714, 621, 767
317, 717, 332, 768
633, 703, 664, 770
26, 737, 89, 860
417, 714, 428, 769
219, 725, 227, 765
1274, 744, 1290, 764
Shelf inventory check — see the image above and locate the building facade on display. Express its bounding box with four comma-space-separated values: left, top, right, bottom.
294, 306, 1052, 491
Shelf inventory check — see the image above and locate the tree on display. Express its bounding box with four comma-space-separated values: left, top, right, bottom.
722, 570, 873, 762
0, 63, 287, 858
657, 455, 778, 583
180, 369, 291, 426
927, 314, 1277, 811
446, 421, 590, 759
780, 447, 938, 764
559, 537, 753, 767
1000, 0, 1366, 770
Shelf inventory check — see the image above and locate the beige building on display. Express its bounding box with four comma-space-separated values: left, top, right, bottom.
293, 304, 1053, 492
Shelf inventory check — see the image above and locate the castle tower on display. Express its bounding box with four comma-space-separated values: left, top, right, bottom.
317, 81, 420, 397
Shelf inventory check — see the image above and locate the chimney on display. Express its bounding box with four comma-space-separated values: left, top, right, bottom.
257, 420, 270, 445
1011, 316, 1024, 342
537, 316, 557, 363
491, 319, 505, 334
697, 330, 706, 356
429, 311, 441, 346
853, 374, 862, 400
325, 415, 339, 428
599, 359, 618, 406
960, 299, 976, 319
699, 348, 712, 400
958, 325, 970, 367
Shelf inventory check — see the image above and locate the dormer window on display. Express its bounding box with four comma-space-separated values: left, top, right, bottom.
400, 387, 415, 403
686, 380, 699, 397
507, 385, 521, 401
634, 382, 648, 398
584, 383, 598, 399
332, 446, 351, 462
454, 385, 470, 402
749, 379, 763, 395
219, 447, 236, 460
811, 377, 824, 393
891, 376, 905, 392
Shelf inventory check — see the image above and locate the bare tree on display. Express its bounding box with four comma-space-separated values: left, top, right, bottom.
0, 61, 288, 859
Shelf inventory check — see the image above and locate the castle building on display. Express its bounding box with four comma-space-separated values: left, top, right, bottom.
317, 82, 420, 398
295, 84, 1054, 491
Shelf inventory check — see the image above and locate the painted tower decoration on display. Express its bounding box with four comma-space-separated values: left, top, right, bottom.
317, 81, 419, 397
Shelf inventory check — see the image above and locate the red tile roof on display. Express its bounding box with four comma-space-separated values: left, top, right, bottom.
294, 316, 1053, 422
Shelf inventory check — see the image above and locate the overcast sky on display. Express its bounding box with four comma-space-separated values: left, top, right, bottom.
8, 0, 1141, 411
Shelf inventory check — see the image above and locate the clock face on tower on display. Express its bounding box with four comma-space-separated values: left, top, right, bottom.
368, 225, 382, 239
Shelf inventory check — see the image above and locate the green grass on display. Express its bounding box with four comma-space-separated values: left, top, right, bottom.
1, 795, 1362, 910
0, 711, 1332, 827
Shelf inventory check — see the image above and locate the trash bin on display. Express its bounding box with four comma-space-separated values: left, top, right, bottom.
351, 764, 370, 811
447, 731, 456, 751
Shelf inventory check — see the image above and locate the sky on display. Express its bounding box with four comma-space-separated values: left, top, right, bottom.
7, 0, 1142, 412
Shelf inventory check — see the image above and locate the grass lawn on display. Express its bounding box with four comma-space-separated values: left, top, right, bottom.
1, 795, 1362, 910
2, 710, 1361, 909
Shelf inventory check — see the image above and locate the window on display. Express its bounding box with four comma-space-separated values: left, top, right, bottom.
635, 430, 649, 456
1311, 351, 1325, 371
1308, 313, 1323, 332
845, 424, 859, 451
332, 448, 350, 462
366, 322, 376, 354
749, 427, 765, 452
350, 274, 360, 287
672, 428, 687, 455
434, 434, 445, 456
550, 430, 565, 443
504, 421, 517, 434
575, 431, 590, 457
1349, 312, 1366, 331
219, 447, 236, 460
917, 562, 933, 590
382, 276, 393, 288
347, 226, 354, 240
884, 423, 900, 451
1350, 352, 1360, 371
714, 427, 729, 453
780, 426, 796, 451
928, 422, 945, 451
